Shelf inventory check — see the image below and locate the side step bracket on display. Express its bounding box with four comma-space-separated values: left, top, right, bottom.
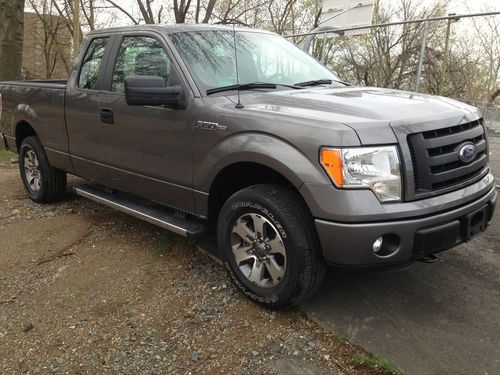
74, 185, 207, 239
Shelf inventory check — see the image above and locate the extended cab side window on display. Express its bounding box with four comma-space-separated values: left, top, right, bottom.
78, 37, 109, 89
112, 36, 172, 93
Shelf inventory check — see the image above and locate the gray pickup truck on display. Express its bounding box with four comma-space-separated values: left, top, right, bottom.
0, 24, 497, 308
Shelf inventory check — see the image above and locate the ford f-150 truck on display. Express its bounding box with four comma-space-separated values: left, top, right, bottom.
0, 25, 497, 308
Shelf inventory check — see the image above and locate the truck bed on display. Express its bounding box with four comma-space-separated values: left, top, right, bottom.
0, 80, 68, 158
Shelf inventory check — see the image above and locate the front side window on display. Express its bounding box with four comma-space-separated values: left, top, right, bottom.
79, 37, 109, 89
112, 36, 172, 93
169, 31, 342, 94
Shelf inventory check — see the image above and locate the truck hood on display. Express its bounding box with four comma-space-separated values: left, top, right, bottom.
231, 86, 478, 144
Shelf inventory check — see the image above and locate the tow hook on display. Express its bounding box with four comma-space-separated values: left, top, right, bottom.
420, 254, 439, 263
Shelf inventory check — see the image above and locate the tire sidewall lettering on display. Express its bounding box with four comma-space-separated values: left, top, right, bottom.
224, 261, 279, 304
230, 200, 288, 240
224, 198, 294, 305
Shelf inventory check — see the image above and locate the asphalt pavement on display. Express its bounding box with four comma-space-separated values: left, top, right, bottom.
302, 137, 500, 375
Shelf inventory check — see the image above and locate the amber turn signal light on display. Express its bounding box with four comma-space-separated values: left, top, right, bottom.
320, 148, 344, 186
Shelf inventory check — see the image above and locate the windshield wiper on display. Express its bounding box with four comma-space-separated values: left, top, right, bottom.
295, 79, 333, 87
274, 83, 304, 90
207, 82, 276, 95
206, 82, 303, 95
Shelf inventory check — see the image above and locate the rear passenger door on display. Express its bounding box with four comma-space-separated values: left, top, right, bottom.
66, 36, 112, 176
95, 33, 195, 212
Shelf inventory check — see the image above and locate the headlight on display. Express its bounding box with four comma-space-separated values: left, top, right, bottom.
320, 146, 402, 202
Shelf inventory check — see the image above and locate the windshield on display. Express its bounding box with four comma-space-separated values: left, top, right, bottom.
169, 30, 343, 94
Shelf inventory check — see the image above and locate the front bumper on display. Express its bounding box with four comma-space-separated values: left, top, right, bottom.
314, 185, 497, 266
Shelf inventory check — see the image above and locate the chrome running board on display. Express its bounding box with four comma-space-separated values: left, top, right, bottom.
74, 185, 207, 239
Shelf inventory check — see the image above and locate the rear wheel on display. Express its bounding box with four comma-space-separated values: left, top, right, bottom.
19, 136, 67, 203
217, 184, 326, 309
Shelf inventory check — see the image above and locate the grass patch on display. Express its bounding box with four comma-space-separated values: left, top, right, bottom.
332, 332, 344, 342
293, 306, 308, 318
351, 353, 406, 375
45, 228, 59, 237
152, 231, 175, 258
0, 149, 16, 164
140, 231, 179, 298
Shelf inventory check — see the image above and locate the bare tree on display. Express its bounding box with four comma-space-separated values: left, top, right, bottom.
211, 0, 321, 34
0, 0, 25, 81
104, 0, 139, 24
27, 0, 73, 78
173, 0, 190, 23
472, 15, 500, 104
24, 0, 496, 111
104, 0, 316, 28
137, 0, 156, 23
104, 0, 216, 24
81, 0, 97, 30
325, 0, 449, 91
51, 0, 114, 49
268, 0, 297, 34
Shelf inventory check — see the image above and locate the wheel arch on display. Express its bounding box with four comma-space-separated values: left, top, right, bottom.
15, 120, 38, 151
207, 161, 313, 226
196, 132, 330, 223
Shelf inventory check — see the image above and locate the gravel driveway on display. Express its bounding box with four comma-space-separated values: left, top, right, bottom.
0, 157, 396, 375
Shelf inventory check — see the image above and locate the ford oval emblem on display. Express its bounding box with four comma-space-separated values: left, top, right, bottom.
458, 143, 477, 163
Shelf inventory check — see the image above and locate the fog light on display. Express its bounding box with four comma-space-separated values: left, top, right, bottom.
373, 236, 383, 253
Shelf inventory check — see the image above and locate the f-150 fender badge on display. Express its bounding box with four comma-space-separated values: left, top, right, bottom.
195, 121, 228, 131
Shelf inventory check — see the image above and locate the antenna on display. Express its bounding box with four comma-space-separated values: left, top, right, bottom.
233, 23, 244, 109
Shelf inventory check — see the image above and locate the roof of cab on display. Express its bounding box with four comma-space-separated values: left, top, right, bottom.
87, 23, 274, 36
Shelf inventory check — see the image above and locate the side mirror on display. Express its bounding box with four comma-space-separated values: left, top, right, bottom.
124, 76, 184, 108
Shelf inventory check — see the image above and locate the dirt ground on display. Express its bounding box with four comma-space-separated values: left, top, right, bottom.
0, 156, 400, 375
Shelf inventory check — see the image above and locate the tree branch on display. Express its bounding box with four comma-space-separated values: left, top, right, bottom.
105, 0, 139, 24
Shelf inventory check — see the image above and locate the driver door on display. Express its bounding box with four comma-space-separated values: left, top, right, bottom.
96, 34, 194, 212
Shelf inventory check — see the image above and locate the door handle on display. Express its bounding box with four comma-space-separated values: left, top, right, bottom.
100, 107, 114, 124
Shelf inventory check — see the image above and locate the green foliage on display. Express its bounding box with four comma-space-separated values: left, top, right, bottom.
45, 228, 58, 237
293, 306, 308, 317
351, 353, 406, 375
153, 231, 175, 257
332, 332, 344, 342
0, 149, 16, 164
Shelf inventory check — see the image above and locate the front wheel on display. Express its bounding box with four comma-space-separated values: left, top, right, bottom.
19, 136, 67, 203
217, 184, 326, 309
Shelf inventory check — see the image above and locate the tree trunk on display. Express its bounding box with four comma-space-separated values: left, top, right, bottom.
488, 88, 500, 105
202, 0, 217, 23
0, 0, 25, 80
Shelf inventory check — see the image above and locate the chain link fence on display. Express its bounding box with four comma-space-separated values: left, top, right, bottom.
286, 10, 500, 135
477, 103, 500, 135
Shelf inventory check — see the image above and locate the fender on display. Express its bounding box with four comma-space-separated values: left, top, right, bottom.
9, 84, 67, 148
194, 131, 332, 192
11, 97, 73, 172
12, 104, 40, 136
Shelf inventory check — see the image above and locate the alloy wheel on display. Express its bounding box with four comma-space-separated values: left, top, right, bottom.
231, 213, 286, 288
23, 148, 42, 192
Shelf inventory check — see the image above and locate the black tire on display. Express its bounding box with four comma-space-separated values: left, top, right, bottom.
19, 136, 67, 203
217, 184, 326, 309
